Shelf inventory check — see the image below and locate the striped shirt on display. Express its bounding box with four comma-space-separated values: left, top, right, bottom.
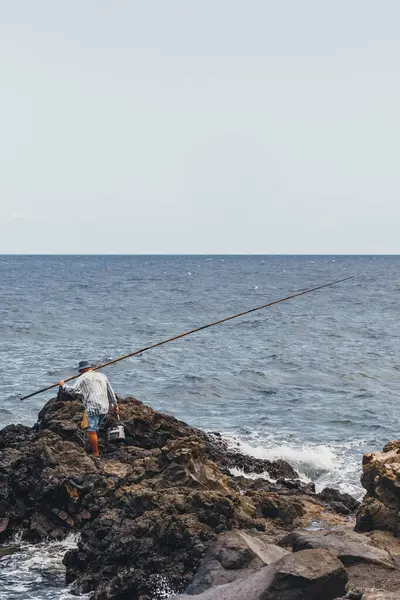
62, 371, 117, 416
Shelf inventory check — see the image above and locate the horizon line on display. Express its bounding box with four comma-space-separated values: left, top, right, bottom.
0, 253, 398, 257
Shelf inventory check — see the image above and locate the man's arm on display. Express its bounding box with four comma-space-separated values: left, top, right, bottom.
106, 379, 118, 411
58, 377, 83, 399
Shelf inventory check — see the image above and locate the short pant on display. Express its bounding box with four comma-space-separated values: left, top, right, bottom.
87, 413, 107, 432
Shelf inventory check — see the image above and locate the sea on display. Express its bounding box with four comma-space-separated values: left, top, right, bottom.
0, 254, 399, 598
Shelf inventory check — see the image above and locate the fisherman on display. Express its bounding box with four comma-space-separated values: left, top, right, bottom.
58, 360, 119, 457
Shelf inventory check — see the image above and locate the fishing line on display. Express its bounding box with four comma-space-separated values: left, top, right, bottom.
20, 276, 353, 401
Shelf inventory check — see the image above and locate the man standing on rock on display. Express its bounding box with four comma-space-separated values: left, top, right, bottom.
58, 360, 119, 457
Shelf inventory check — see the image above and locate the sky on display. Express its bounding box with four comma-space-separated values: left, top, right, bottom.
0, 1, 399, 254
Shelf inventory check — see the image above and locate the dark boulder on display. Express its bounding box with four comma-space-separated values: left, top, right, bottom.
185, 529, 289, 594
318, 487, 360, 514
247, 491, 306, 526
0, 424, 33, 450
279, 529, 395, 569
171, 548, 348, 600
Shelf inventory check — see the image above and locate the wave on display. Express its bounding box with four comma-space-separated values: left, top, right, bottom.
0, 409, 13, 416
0, 534, 89, 600
221, 435, 364, 500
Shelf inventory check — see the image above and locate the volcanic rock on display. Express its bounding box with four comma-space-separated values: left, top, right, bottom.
279, 528, 395, 569
0, 392, 364, 599
318, 487, 360, 515
363, 593, 400, 599
171, 548, 348, 600
185, 529, 289, 594
356, 441, 400, 535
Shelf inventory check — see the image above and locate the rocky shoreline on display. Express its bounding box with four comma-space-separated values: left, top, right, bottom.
1, 392, 400, 599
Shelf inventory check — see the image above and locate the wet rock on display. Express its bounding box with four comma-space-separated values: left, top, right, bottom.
229, 474, 279, 493
276, 478, 316, 494
0, 544, 19, 557
185, 529, 289, 594
230, 475, 316, 498
171, 548, 348, 600
279, 529, 395, 569
27, 512, 66, 541
318, 487, 360, 513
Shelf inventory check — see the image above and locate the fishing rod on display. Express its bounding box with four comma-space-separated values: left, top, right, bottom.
20, 276, 353, 401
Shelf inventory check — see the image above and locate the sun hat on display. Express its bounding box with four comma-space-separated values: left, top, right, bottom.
78, 360, 92, 372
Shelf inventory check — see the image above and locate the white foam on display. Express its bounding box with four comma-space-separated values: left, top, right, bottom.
151, 575, 178, 598
234, 440, 336, 472
0, 534, 89, 600
222, 435, 364, 500
229, 466, 275, 482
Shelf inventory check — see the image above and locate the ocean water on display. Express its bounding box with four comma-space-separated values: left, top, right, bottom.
1, 254, 399, 597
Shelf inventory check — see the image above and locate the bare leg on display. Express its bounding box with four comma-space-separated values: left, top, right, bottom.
88, 431, 99, 457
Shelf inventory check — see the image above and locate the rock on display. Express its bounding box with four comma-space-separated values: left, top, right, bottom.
0, 448, 23, 473
0, 424, 33, 450
0, 545, 19, 557
171, 548, 348, 600
357, 442, 400, 535
0, 425, 102, 541
363, 593, 400, 599
356, 497, 399, 534
37, 395, 87, 446
0, 394, 369, 599
185, 529, 289, 594
0, 517, 9, 534
346, 589, 364, 600
102, 395, 202, 450
383, 441, 400, 453
155, 437, 232, 493
64, 488, 267, 598
247, 491, 306, 526
276, 478, 316, 494
318, 487, 360, 513
28, 512, 66, 540
365, 530, 400, 556
230, 475, 279, 494
329, 502, 352, 515
347, 563, 400, 597
230, 475, 316, 498
279, 529, 395, 569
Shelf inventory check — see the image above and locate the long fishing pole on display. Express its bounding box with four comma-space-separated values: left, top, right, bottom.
20, 276, 353, 401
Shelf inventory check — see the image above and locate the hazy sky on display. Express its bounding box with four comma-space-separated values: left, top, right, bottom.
1, 1, 399, 253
